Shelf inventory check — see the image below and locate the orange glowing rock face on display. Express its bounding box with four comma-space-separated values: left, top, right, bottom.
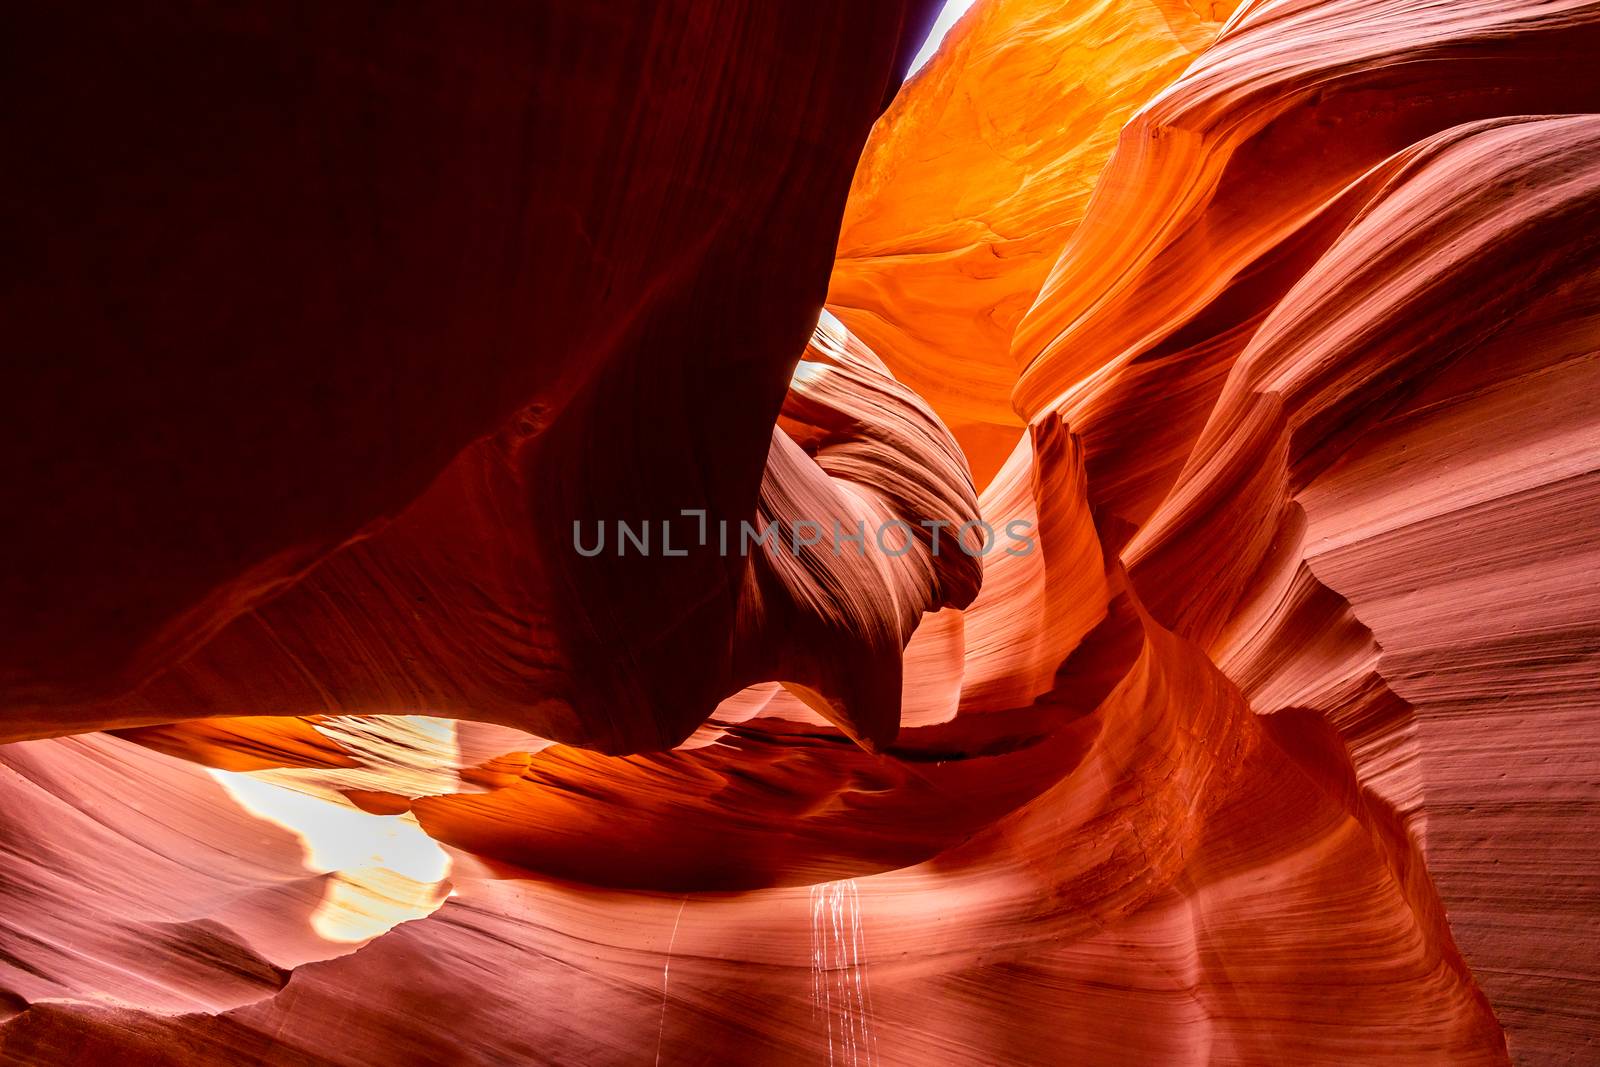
2, 1, 1598, 1065
829, 0, 1243, 485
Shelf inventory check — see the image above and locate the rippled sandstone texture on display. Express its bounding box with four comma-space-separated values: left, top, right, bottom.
3, 0, 1598, 1064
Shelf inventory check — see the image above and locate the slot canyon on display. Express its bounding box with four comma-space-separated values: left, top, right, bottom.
3, 1, 1598, 1063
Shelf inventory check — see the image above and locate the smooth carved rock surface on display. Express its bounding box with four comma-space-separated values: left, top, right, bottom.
2, 0, 1598, 1064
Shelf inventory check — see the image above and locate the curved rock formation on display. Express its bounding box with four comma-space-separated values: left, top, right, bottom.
1, 0, 939, 748
828, 0, 1244, 483
3, 0, 1597, 1063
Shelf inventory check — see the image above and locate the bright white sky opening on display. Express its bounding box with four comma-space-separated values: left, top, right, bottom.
906, 0, 979, 77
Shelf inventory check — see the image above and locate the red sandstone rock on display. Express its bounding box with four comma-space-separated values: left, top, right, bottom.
2, 0, 1598, 1063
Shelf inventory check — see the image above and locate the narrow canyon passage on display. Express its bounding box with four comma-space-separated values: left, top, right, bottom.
2, 0, 1597, 1063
